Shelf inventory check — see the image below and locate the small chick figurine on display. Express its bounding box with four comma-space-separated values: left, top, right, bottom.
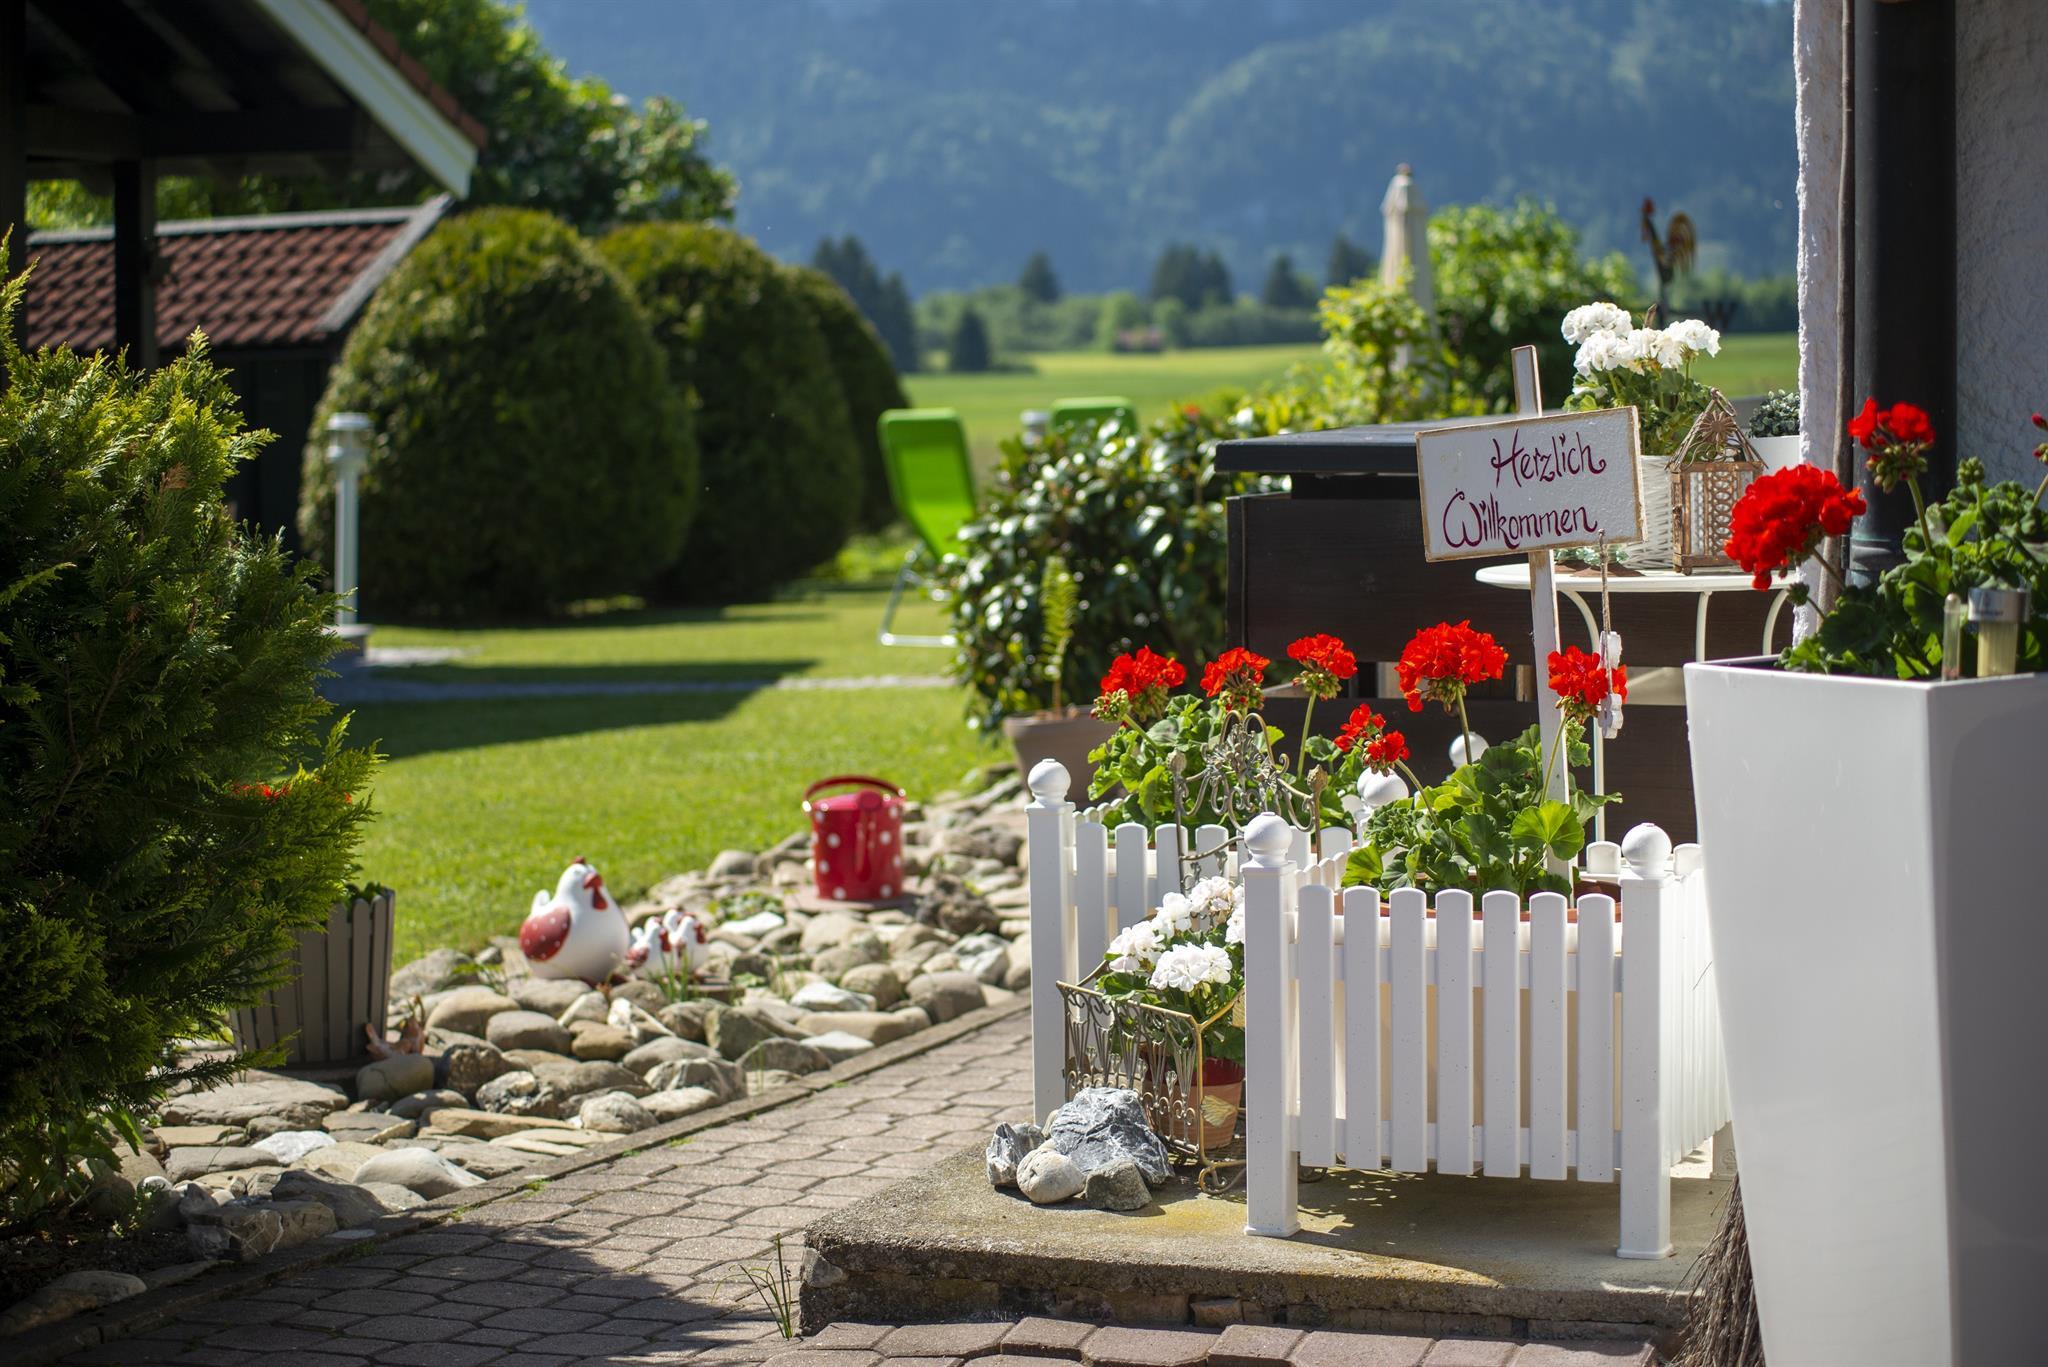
627, 910, 709, 979
519, 857, 629, 984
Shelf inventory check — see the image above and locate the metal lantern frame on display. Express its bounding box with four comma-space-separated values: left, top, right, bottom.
1669, 390, 1766, 574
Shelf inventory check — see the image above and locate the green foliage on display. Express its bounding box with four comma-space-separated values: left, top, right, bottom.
813, 236, 921, 373
1430, 200, 1642, 410
30, 0, 734, 235
947, 307, 994, 373
1341, 725, 1615, 900
942, 402, 1279, 731
1670, 269, 1799, 335
0, 272, 375, 1225
1088, 695, 1351, 835
1749, 388, 1801, 438
1094, 292, 1151, 351
1326, 234, 1376, 289
1783, 462, 2048, 679
603, 222, 860, 601
302, 208, 693, 618
1261, 254, 1314, 310
1179, 300, 1321, 349
1018, 251, 1062, 304
1150, 244, 1234, 309
1038, 556, 1079, 712
1257, 276, 1484, 431
785, 266, 910, 531
917, 286, 1101, 357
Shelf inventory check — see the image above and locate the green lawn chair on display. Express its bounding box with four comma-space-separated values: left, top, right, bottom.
1049, 395, 1138, 437
875, 407, 976, 647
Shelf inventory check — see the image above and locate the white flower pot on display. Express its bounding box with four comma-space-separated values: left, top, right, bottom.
1615, 452, 1674, 568
1747, 432, 1803, 473
1683, 659, 2048, 1366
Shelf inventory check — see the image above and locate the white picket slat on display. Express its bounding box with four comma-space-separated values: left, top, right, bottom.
1389, 888, 1428, 1171
1481, 889, 1522, 1177
1193, 823, 1230, 882
1287, 826, 1312, 872
1528, 891, 1569, 1180
1340, 886, 1381, 1169
1073, 820, 1110, 980
1296, 886, 1337, 1166
1113, 822, 1149, 931
1153, 825, 1186, 909
1576, 893, 1617, 1181
1318, 826, 1354, 866
1434, 890, 1476, 1176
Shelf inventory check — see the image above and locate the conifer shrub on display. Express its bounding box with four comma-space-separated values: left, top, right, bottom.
301, 208, 694, 618
786, 265, 909, 530
602, 223, 860, 601
0, 272, 375, 1224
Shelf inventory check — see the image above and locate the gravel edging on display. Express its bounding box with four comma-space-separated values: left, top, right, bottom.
8, 995, 1028, 1367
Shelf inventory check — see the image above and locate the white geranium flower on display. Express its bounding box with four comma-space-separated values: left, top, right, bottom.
1617, 328, 1660, 367
1149, 942, 1235, 993
1152, 891, 1196, 937
1573, 331, 1630, 376
1666, 318, 1721, 357
1106, 921, 1161, 974
1561, 301, 1632, 344
1225, 901, 1247, 946
1644, 328, 1690, 371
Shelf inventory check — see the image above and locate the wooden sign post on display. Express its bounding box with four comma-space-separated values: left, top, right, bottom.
1414, 345, 1643, 807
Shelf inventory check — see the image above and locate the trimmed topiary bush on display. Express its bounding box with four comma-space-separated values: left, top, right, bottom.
602, 224, 860, 601
786, 265, 910, 530
0, 272, 375, 1225
300, 208, 694, 619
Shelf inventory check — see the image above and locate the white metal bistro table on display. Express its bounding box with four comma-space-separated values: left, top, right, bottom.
1473, 563, 1794, 660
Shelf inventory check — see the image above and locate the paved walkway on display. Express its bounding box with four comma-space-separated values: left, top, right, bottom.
60, 1014, 1662, 1366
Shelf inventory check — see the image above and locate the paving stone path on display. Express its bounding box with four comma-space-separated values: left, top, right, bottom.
59, 1013, 1658, 1367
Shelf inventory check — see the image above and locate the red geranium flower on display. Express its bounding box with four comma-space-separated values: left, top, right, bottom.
1849, 396, 1935, 494
1200, 647, 1269, 712
1333, 703, 1384, 753
1286, 632, 1357, 701
1395, 621, 1507, 713
1886, 402, 1934, 447
1095, 646, 1186, 723
1363, 730, 1410, 772
1724, 464, 1867, 591
1547, 646, 1627, 724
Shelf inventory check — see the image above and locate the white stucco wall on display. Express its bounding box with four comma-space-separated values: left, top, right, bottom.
1798, 0, 2048, 486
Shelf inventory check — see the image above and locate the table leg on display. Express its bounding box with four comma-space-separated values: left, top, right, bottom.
1559, 589, 1600, 648
1695, 591, 1714, 663
1763, 590, 1790, 653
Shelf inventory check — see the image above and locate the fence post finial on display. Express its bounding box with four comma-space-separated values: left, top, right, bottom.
1244, 811, 1292, 866
1027, 758, 1071, 805
1620, 823, 1672, 880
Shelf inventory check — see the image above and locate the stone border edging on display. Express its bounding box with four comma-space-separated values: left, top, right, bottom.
9, 995, 1029, 1367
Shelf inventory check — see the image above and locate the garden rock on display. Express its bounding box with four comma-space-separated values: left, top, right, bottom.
429, 1143, 532, 1180
558, 991, 610, 1025
727, 949, 775, 980
389, 1088, 468, 1121
485, 1009, 574, 1054
271, 1170, 388, 1228
610, 979, 667, 1014
160, 1075, 346, 1130
893, 940, 946, 973
357, 1053, 436, 1102
425, 1108, 572, 1140
438, 1040, 511, 1098
187, 1197, 336, 1262
578, 1092, 656, 1134
1083, 1157, 1152, 1211
1016, 1147, 1085, 1204
790, 981, 875, 1013
1046, 1088, 1171, 1187
151, 1124, 241, 1149
801, 910, 866, 953
252, 1130, 336, 1165
426, 986, 518, 1036
511, 976, 588, 1016
1003, 937, 1033, 990
708, 849, 757, 879
390, 948, 474, 999
908, 971, 986, 1023
986, 1122, 1046, 1188
361, 1182, 425, 1211
708, 1006, 795, 1060
642, 1087, 722, 1122
737, 1038, 832, 1075
297, 1141, 387, 1182
0, 1270, 148, 1335
813, 938, 887, 983
838, 962, 905, 1009
802, 1030, 876, 1064
569, 1021, 634, 1060
607, 996, 674, 1043
622, 1035, 715, 1076
657, 998, 717, 1040
351, 1147, 483, 1199
724, 909, 785, 939
560, 1060, 649, 1099
474, 1071, 565, 1119
917, 872, 1001, 935
941, 823, 1025, 866
953, 933, 1010, 984
163, 1146, 282, 1184
799, 1008, 929, 1044
323, 1111, 417, 1144
643, 1056, 743, 1101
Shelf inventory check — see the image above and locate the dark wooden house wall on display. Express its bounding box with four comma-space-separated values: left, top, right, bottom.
214, 346, 332, 557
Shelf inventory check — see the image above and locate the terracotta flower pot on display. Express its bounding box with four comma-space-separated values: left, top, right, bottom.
1002, 706, 1114, 797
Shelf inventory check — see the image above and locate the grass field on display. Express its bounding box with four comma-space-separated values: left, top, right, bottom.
907, 335, 1797, 469
358, 586, 988, 961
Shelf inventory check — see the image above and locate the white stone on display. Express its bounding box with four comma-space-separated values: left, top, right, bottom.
800, 1031, 876, 1064
1016, 1147, 1084, 1204
351, 1147, 484, 1199
606, 996, 674, 1044
251, 1130, 337, 1165
558, 991, 610, 1025
789, 981, 876, 1013
577, 1092, 655, 1134
724, 910, 785, 939
641, 1087, 722, 1122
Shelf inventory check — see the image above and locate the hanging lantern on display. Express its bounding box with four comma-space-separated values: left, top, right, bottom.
1669, 390, 1766, 574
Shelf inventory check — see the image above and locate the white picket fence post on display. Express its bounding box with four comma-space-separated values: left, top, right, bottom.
1242, 812, 1300, 1236
1026, 759, 1075, 1125
1617, 823, 1675, 1259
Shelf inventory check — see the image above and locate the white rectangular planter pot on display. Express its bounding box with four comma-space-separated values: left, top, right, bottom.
1684, 659, 2048, 1367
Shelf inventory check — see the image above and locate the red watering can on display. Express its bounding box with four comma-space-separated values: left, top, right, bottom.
802, 776, 907, 903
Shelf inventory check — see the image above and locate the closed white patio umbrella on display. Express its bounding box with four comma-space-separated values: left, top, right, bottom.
1379, 162, 1434, 319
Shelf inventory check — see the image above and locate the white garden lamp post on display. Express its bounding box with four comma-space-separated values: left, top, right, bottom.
325, 411, 373, 637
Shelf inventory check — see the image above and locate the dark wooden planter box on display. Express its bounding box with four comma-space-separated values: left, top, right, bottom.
230, 890, 396, 1068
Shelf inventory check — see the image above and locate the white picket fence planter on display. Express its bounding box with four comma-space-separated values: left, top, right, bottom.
1238, 812, 1728, 1258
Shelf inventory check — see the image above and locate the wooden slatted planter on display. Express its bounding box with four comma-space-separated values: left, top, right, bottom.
230, 889, 396, 1068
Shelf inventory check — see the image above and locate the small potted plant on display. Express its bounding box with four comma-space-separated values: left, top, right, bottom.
1561, 301, 1722, 567
1746, 387, 1802, 472
1686, 404, 2048, 1365
999, 555, 1117, 795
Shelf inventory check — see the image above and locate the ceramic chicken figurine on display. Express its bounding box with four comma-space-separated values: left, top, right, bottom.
520, 857, 629, 984
627, 910, 709, 979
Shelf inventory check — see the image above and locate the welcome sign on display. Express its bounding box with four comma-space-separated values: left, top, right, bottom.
1415, 407, 1644, 561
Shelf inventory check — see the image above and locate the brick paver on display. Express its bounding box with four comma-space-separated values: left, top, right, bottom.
58, 1011, 1659, 1367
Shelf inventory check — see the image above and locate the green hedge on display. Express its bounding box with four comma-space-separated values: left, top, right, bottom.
786, 265, 909, 530
1, 275, 374, 1224
301, 208, 694, 618
602, 223, 860, 600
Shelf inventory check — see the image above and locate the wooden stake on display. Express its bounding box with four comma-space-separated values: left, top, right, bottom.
1511, 345, 1568, 809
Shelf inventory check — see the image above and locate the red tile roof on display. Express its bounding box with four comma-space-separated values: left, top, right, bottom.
22, 198, 447, 354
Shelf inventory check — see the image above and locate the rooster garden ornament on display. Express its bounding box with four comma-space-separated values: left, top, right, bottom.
520, 857, 630, 984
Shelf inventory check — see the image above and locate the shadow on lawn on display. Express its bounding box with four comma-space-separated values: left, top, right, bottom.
348, 685, 771, 761
380, 657, 823, 689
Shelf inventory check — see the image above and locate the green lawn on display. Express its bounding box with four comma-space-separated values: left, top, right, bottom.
906, 343, 1322, 468
356, 585, 991, 962
1692, 332, 1797, 399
